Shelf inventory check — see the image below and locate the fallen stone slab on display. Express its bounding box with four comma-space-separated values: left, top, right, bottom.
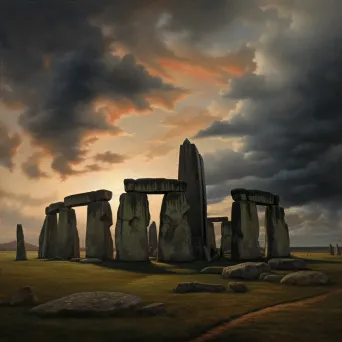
231, 188, 279, 205
30, 292, 142, 317
45, 202, 65, 215
174, 282, 226, 293
200, 266, 225, 274
79, 258, 103, 264
268, 258, 308, 270
280, 271, 329, 286
138, 303, 165, 316
222, 262, 271, 280
64, 190, 112, 207
228, 282, 248, 293
124, 178, 187, 194
259, 272, 273, 281
264, 274, 284, 283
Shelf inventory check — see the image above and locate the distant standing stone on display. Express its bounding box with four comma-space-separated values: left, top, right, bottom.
16, 224, 27, 261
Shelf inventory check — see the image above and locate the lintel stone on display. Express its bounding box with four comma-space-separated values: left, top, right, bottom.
64, 189, 112, 207
207, 216, 229, 223
124, 178, 187, 194
45, 202, 65, 215
231, 188, 279, 206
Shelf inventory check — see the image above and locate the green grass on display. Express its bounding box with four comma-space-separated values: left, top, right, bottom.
0, 252, 341, 342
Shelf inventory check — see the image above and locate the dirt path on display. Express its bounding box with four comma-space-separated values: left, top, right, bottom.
190, 288, 342, 342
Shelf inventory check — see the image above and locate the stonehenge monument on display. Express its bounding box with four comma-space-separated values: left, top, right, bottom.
16, 224, 27, 261
178, 139, 208, 259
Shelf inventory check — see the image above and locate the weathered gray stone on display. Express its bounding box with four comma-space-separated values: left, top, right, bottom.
45, 202, 64, 215
138, 303, 165, 316
207, 217, 229, 223
220, 220, 232, 255
39, 214, 58, 259
228, 282, 247, 293
200, 266, 225, 274
281, 271, 329, 286
222, 262, 271, 280
9, 286, 37, 306
231, 188, 279, 205
264, 274, 284, 283
158, 192, 194, 262
268, 258, 307, 270
86, 201, 113, 260
259, 272, 273, 280
178, 139, 207, 260
64, 189, 112, 208
335, 244, 341, 255
148, 221, 158, 257
329, 244, 335, 255
265, 206, 290, 258
30, 292, 143, 317
16, 224, 27, 261
174, 282, 226, 293
115, 192, 150, 262
206, 220, 217, 258
124, 178, 187, 194
56, 208, 80, 259
231, 201, 261, 260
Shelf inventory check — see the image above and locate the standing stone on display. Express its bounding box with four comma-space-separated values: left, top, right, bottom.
231, 201, 261, 260
178, 138, 207, 259
38, 218, 46, 259
115, 192, 150, 261
148, 221, 158, 257
39, 214, 58, 259
158, 192, 194, 262
335, 244, 341, 256
16, 224, 27, 261
206, 220, 217, 257
56, 208, 79, 259
329, 244, 335, 255
265, 206, 290, 258
220, 220, 232, 256
86, 201, 113, 260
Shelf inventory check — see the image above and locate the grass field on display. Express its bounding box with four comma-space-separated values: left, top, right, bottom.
0, 252, 341, 342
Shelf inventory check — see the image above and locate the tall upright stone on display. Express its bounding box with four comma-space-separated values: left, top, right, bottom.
158, 192, 194, 262
329, 244, 334, 255
86, 201, 114, 260
57, 207, 79, 259
39, 214, 58, 259
231, 201, 261, 260
178, 138, 207, 259
335, 244, 341, 256
265, 206, 290, 258
220, 220, 232, 256
206, 220, 217, 257
148, 221, 158, 257
16, 224, 27, 261
115, 192, 150, 261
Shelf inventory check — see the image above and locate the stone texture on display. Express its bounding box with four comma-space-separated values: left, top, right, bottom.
16, 224, 27, 261
259, 272, 273, 280
115, 192, 150, 262
200, 266, 225, 274
174, 282, 226, 293
268, 258, 307, 270
228, 282, 248, 293
265, 206, 290, 258
206, 220, 217, 258
9, 286, 37, 306
264, 274, 284, 283
178, 139, 207, 260
45, 201, 64, 215
231, 188, 279, 205
39, 214, 58, 259
30, 292, 143, 317
231, 201, 261, 260
148, 221, 158, 257
281, 271, 329, 286
157, 192, 194, 262
86, 201, 113, 260
56, 208, 80, 259
207, 217, 229, 223
222, 262, 271, 280
220, 220, 232, 255
124, 178, 187, 194
138, 303, 165, 316
329, 244, 335, 255
64, 189, 112, 208
335, 244, 341, 255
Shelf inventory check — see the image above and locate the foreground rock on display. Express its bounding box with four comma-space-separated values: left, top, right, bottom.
10, 286, 37, 306
228, 282, 248, 293
264, 274, 284, 283
200, 266, 225, 274
222, 262, 271, 280
30, 292, 142, 317
268, 258, 308, 270
280, 271, 329, 286
16, 224, 27, 261
174, 282, 226, 293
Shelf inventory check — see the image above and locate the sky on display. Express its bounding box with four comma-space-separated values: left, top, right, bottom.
0, 0, 341, 247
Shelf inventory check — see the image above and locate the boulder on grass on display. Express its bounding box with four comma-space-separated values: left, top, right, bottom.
268, 258, 308, 270
280, 271, 329, 286
222, 262, 271, 280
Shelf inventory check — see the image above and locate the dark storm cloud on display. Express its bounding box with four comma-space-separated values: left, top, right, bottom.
93, 151, 127, 164
0, 121, 21, 171
21, 152, 48, 179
